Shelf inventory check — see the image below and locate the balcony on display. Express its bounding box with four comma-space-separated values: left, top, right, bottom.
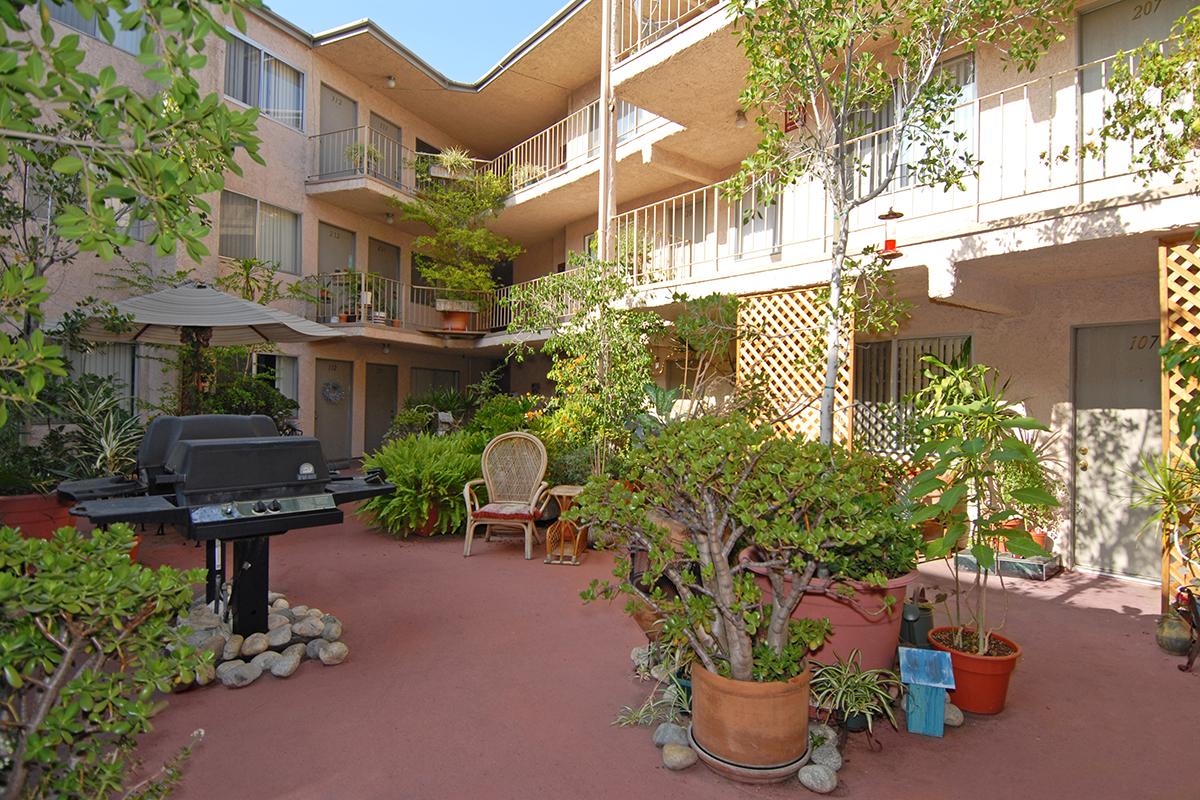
610, 52, 1196, 291
615, 0, 722, 62
305, 127, 444, 220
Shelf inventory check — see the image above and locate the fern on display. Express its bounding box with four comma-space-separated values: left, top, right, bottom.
360, 433, 481, 537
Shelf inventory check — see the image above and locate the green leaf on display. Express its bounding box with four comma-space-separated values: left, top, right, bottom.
1009, 486, 1059, 507
51, 155, 84, 175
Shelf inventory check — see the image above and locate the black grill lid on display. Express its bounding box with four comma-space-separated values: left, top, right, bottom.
164, 436, 330, 498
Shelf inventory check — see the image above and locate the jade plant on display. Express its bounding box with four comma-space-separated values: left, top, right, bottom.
0, 526, 208, 799
574, 414, 913, 682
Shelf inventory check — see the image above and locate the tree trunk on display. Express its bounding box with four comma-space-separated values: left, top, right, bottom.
818, 221, 851, 445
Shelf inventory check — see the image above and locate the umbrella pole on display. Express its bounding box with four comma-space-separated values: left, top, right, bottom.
179, 326, 213, 416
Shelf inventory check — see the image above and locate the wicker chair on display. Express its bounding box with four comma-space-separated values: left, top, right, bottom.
463, 432, 550, 560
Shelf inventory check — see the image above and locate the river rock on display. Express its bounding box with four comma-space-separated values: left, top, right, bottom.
291, 605, 309, 616
250, 651, 280, 671
267, 623, 293, 649
653, 722, 689, 748
811, 744, 843, 772
808, 722, 837, 747
292, 617, 324, 639
195, 661, 216, 687
240, 632, 269, 657
798, 764, 838, 794
318, 641, 349, 666
271, 648, 302, 677
320, 615, 343, 641
222, 635, 244, 662
187, 605, 221, 630
199, 633, 226, 660
944, 703, 965, 727
271, 598, 289, 610
267, 591, 286, 604
267, 613, 291, 630
216, 660, 262, 688
662, 744, 697, 770
305, 607, 323, 618
306, 638, 328, 660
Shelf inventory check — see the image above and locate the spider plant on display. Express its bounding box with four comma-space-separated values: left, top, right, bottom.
810, 649, 901, 734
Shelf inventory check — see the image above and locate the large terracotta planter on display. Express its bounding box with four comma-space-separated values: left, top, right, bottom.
739, 547, 917, 672
690, 665, 812, 783
0, 493, 72, 539
691, 662, 811, 782
435, 299, 477, 332
928, 626, 1022, 714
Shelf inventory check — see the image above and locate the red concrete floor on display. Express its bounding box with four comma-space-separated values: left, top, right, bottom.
134, 517, 1196, 800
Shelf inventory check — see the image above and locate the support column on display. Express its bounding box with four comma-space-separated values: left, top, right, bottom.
597, 0, 617, 260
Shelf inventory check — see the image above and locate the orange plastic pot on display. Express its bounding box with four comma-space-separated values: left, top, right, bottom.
928, 626, 1022, 714
440, 310, 471, 331
690, 665, 811, 780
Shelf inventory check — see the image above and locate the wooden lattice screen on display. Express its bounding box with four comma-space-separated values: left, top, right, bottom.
737, 287, 853, 442
1160, 237, 1200, 605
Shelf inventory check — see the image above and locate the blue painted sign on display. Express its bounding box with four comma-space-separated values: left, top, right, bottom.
898, 647, 955, 689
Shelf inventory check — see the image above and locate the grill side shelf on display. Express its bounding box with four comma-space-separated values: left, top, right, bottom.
326, 478, 395, 505
70, 495, 186, 526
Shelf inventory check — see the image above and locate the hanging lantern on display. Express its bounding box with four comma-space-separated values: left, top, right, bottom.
878, 208, 904, 260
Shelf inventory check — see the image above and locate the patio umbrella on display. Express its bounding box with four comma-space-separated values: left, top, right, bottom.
81, 281, 341, 413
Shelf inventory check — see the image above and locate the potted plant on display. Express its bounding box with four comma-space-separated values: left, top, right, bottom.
736, 451, 921, 673
908, 355, 1056, 714
344, 141, 382, 173
394, 152, 522, 332
574, 414, 913, 783
425, 146, 474, 179
810, 649, 900, 742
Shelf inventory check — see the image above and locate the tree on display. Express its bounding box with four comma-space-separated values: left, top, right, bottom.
726, 0, 1072, 444
0, 0, 264, 425
506, 252, 664, 474
1101, 7, 1199, 186
393, 154, 521, 299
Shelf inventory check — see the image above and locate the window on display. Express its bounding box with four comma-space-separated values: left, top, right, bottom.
853, 335, 971, 455
224, 33, 305, 131
736, 185, 780, 257
219, 190, 301, 273
49, 2, 145, 55
411, 367, 459, 396
254, 354, 298, 402
61, 342, 137, 412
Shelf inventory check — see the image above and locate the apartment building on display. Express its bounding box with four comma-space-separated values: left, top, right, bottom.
39, 0, 1200, 586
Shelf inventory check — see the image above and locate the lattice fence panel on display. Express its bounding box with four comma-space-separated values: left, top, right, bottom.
1161, 238, 1200, 603
737, 287, 853, 442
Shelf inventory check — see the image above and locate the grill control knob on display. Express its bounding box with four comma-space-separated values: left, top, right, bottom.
252, 501, 267, 514
268, 499, 283, 513
222, 504, 235, 517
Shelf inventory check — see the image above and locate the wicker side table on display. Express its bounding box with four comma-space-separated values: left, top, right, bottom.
544, 484, 586, 565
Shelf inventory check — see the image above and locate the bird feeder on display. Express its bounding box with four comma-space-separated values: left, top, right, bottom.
878, 208, 904, 260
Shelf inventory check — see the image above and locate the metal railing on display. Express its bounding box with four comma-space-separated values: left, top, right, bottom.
308, 126, 449, 193
481, 99, 666, 193
308, 272, 571, 334
615, 0, 721, 61
610, 47, 1188, 288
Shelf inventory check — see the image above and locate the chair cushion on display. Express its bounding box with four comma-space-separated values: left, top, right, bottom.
475, 502, 539, 521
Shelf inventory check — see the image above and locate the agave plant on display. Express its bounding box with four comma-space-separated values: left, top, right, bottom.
54, 376, 144, 479
810, 649, 901, 734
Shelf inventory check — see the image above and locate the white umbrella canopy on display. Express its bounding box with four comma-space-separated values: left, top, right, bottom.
82, 282, 341, 346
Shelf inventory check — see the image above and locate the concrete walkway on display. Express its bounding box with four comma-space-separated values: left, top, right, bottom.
135, 517, 1194, 800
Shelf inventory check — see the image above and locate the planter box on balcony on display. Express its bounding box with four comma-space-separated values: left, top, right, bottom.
434, 299, 479, 314
434, 299, 477, 332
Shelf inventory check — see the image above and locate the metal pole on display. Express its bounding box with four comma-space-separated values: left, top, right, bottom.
597, 0, 617, 260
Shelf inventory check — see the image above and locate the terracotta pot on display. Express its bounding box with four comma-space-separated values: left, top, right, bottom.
413, 505, 440, 537
0, 493, 73, 540
928, 626, 1022, 714
129, 534, 143, 564
739, 547, 916, 672
439, 310, 471, 331
690, 665, 811, 782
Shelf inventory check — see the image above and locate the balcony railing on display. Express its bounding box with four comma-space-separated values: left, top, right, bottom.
610, 48, 1188, 288
615, 0, 721, 61
308, 127, 449, 193
481, 100, 667, 193
308, 272, 577, 334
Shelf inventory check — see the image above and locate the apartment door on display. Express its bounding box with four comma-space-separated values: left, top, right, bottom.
319, 84, 357, 176
318, 222, 355, 274
368, 238, 401, 281
315, 359, 354, 462
364, 363, 398, 454
368, 113, 403, 185
1073, 322, 1162, 582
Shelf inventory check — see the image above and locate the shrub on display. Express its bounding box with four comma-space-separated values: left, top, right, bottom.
360, 433, 481, 537
199, 371, 298, 433
465, 393, 541, 442
0, 526, 208, 798
382, 407, 436, 443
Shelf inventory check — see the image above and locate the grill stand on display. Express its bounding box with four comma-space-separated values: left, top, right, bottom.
231, 536, 270, 636
205, 539, 225, 608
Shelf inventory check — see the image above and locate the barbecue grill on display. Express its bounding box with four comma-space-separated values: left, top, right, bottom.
60, 415, 393, 636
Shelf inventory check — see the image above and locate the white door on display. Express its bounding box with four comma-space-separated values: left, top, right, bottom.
1073, 322, 1162, 581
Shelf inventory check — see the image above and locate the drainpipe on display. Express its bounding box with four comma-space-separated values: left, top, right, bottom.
597, 0, 617, 260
